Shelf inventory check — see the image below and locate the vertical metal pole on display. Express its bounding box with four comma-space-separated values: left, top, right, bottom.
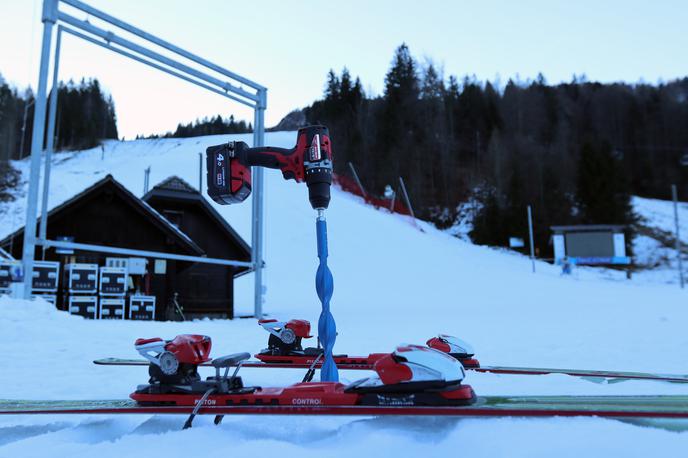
672, 184, 684, 288
348, 162, 366, 198
527, 205, 536, 273
398, 177, 418, 229
22, 0, 57, 299
252, 89, 267, 318
198, 152, 202, 191
39, 26, 62, 251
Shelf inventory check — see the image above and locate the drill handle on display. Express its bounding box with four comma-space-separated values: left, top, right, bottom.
240, 145, 303, 182
242, 146, 295, 169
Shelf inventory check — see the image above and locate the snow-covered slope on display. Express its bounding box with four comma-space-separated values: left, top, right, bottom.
632, 196, 688, 283
1, 135, 688, 457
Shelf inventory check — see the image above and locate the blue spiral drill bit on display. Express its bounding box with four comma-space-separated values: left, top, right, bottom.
315, 209, 338, 382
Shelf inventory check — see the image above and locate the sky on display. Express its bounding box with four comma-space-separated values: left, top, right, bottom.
1, 0, 687, 139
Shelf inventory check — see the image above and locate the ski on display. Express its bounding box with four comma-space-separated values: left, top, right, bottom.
94, 319, 688, 385
2, 396, 688, 419
8, 335, 688, 431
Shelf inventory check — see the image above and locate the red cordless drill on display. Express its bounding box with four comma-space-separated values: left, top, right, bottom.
205, 125, 333, 210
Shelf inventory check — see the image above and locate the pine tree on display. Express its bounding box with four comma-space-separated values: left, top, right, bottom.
576, 140, 634, 225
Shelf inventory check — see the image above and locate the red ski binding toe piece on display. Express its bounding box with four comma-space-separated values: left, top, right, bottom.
426, 334, 480, 368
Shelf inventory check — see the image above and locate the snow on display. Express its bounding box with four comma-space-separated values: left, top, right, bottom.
633, 196, 688, 244
631, 196, 688, 284
2, 134, 688, 456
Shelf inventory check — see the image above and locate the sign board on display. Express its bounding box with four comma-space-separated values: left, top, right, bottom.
569, 256, 631, 266
128, 258, 147, 275
106, 257, 128, 270
55, 236, 75, 255
509, 237, 525, 248
154, 259, 167, 274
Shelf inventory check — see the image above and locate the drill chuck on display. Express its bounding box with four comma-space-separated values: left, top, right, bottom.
303, 125, 333, 210
307, 169, 332, 210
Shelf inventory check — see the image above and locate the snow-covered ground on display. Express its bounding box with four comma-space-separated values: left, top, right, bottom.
1, 134, 688, 457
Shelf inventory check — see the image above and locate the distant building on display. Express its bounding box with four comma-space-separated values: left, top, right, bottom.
0, 175, 250, 319
550, 225, 630, 266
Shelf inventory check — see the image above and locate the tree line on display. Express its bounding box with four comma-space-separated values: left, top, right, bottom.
0, 75, 118, 160
0, 75, 118, 201
163, 115, 251, 138
305, 44, 688, 257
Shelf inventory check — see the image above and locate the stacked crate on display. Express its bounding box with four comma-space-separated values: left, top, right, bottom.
98, 267, 127, 319
129, 295, 156, 320
64, 264, 99, 319
0, 261, 16, 295
31, 261, 60, 305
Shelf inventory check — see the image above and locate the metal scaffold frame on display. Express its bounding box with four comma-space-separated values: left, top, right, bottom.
22, 0, 268, 318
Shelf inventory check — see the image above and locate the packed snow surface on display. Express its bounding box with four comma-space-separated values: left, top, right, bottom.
1, 134, 688, 457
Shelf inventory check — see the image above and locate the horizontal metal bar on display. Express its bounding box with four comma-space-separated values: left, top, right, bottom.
60, 0, 266, 92
38, 239, 254, 268
0, 246, 14, 261
57, 11, 259, 103
59, 26, 255, 108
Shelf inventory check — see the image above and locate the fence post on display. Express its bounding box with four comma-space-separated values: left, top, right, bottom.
399, 177, 419, 229
348, 162, 367, 198
527, 205, 536, 273
672, 184, 684, 288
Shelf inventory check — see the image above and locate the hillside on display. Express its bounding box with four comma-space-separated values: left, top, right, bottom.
1, 133, 688, 456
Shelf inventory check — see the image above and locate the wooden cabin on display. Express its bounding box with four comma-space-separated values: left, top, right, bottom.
0, 175, 250, 319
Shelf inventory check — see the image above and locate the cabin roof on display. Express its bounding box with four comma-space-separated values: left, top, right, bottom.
143, 176, 251, 258
0, 174, 204, 255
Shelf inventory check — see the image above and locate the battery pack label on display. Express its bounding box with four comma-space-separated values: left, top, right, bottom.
215, 152, 226, 187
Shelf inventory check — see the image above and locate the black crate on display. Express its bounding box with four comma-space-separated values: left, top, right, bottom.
0, 261, 20, 291
129, 295, 156, 320
99, 267, 127, 296
32, 261, 60, 292
32, 294, 57, 306
99, 297, 125, 320
0, 265, 9, 291
65, 264, 98, 293
68, 296, 97, 319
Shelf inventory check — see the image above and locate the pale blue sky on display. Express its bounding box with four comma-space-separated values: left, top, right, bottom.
1, 0, 687, 139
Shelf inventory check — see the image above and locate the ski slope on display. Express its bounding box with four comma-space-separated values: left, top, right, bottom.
1, 133, 688, 457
